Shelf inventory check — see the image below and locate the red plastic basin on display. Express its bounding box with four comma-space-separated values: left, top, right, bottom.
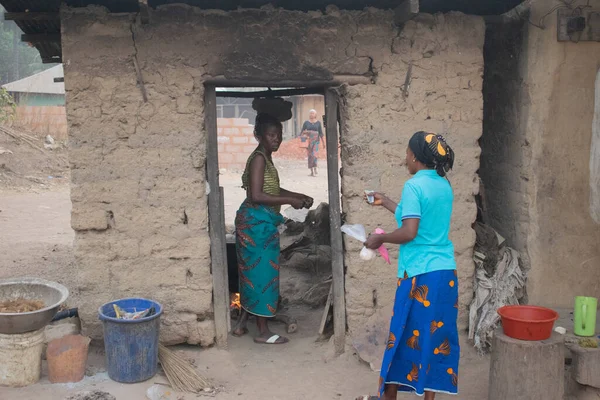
497, 305, 559, 341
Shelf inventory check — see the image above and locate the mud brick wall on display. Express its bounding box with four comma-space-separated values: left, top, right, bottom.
61, 5, 484, 346
217, 118, 257, 172
481, 0, 600, 308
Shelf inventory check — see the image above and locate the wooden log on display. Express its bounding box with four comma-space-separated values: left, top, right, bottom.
203, 74, 374, 88
42, 57, 62, 64
205, 87, 229, 349
273, 314, 298, 334
325, 88, 346, 355
217, 87, 325, 98
4, 12, 59, 21
319, 285, 334, 336
489, 330, 564, 400
21, 34, 60, 43
220, 186, 231, 334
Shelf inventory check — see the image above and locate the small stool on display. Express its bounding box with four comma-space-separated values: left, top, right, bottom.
489, 329, 564, 400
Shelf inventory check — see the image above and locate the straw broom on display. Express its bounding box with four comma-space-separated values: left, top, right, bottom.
158, 344, 213, 393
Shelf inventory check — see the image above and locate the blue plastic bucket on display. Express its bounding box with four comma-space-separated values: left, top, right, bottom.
98, 298, 163, 383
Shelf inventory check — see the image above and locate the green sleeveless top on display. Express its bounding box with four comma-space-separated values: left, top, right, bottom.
242, 149, 281, 213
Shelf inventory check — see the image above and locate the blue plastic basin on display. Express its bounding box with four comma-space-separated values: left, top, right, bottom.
98, 298, 163, 383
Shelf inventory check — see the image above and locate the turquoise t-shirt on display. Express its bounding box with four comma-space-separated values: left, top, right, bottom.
395, 169, 456, 278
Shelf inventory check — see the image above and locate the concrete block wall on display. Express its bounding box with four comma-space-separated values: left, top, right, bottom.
217, 118, 258, 171
14, 106, 69, 140
60, 5, 484, 345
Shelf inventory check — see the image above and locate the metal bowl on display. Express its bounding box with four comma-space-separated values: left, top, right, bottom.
0, 278, 69, 334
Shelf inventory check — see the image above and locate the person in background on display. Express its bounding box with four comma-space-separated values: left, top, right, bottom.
357, 131, 458, 400
232, 112, 313, 344
300, 109, 325, 177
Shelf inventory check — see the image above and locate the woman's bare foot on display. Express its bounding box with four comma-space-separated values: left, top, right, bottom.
232, 327, 248, 337
232, 309, 249, 337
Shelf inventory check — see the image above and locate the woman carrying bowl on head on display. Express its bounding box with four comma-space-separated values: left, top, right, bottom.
357, 131, 459, 400
232, 112, 313, 345
300, 109, 325, 177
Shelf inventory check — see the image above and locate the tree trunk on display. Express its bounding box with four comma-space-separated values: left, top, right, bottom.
489, 330, 564, 400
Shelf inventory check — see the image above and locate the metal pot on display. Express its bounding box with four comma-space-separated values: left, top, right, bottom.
0, 278, 69, 334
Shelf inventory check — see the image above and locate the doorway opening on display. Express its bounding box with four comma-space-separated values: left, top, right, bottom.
205, 85, 345, 351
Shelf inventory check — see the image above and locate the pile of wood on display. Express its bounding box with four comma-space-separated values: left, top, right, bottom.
0, 125, 44, 153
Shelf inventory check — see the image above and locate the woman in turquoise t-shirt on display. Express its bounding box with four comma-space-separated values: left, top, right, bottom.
358, 131, 457, 400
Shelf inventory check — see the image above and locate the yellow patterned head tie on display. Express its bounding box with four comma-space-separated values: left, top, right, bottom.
409, 131, 455, 177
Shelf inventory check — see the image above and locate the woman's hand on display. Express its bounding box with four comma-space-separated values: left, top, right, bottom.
365, 234, 385, 250
364, 192, 387, 206
289, 192, 313, 209
290, 197, 305, 209
364, 192, 398, 214
300, 195, 314, 209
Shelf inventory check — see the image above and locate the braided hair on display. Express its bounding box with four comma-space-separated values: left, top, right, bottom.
254, 113, 282, 140
408, 131, 455, 177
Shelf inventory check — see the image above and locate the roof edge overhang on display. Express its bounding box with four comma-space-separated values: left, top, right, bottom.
1, 0, 527, 64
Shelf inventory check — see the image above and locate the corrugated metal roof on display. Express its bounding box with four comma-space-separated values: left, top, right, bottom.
2, 65, 64, 94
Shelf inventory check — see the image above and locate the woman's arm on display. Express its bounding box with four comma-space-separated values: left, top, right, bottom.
249, 156, 302, 208
369, 193, 398, 214
380, 197, 398, 214
280, 188, 301, 198
364, 218, 419, 249
381, 218, 419, 244
300, 121, 308, 137
281, 188, 314, 208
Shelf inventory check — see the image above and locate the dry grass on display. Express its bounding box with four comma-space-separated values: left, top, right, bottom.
0, 125, 44, 153
158, 344, 213, 394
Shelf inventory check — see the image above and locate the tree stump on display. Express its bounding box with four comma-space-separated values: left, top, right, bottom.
489, 330, 564, 400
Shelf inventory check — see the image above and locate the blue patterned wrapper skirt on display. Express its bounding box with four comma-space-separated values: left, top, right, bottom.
379, 269, 460, 397
235, 201, 284, 318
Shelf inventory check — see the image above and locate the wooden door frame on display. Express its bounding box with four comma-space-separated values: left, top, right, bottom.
324, 89, 346, 354
204, 84, 346, 353
205, 86, 230, 348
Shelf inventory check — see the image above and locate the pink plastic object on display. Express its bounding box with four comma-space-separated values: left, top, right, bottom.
374, 228, 391, 264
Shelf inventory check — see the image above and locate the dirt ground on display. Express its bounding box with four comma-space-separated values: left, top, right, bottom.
0, 140, 491, 400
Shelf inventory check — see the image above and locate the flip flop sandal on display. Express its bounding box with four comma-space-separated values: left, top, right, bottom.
232, 328, 248, 337
254, 334, 288, 344
355, 396, 378, 400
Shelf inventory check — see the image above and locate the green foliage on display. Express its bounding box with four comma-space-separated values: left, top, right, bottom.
0, 6, 53, 85
0, 87, 16, 123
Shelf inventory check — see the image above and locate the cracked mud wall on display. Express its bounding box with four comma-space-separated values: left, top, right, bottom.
514, 0, 600, 307
480, 0, 600, 309
339, 13, 484, 334
61, 5, 484, 343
